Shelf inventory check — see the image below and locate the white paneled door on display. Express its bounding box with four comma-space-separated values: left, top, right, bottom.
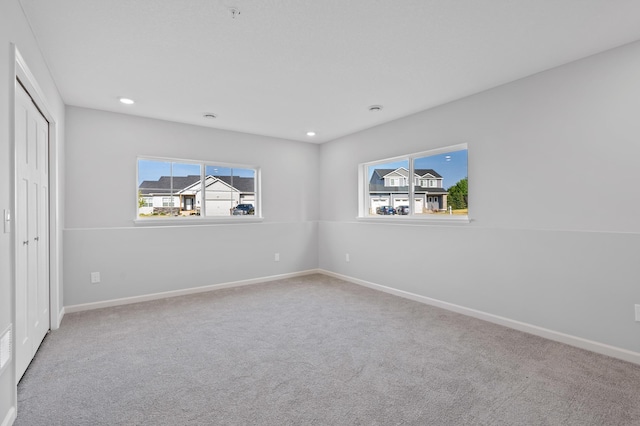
15, 81, 50, 381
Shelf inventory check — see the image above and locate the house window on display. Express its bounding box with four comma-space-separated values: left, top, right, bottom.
203, 165, 256, 217
359, 144, 468, 220
137, 157, 259, 220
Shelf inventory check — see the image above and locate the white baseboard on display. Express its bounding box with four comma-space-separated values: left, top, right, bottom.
64, 269, 321, 314
55, 307, 65, 330
319, 269, 640, 366
1, 407, 16, 426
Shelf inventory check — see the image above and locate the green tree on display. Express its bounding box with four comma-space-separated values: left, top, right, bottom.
447, 177, 468, 210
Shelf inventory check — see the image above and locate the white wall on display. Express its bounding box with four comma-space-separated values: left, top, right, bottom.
318, 40, 640, 356
63, 107, 319, 306
0, 0, 65, 423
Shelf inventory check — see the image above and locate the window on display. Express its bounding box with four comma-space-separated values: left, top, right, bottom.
359, 144, 468, 220
137, 157, 259, 220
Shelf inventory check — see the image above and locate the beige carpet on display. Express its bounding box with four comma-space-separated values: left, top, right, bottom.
15, 274, 640, 425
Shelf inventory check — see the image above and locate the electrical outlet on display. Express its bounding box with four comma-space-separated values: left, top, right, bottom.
274, 253, 280, 262
635, 304, 640, 322
90, 272, 101, 284
345, 253, 350, 262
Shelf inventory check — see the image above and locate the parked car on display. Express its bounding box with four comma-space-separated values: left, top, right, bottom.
232, 204, 255, 215
376, 205, 396, 215
396, 205, 410, 215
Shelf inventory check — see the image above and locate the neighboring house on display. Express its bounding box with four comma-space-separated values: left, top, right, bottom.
138, 175, 255, 216
369, 168, 448, 213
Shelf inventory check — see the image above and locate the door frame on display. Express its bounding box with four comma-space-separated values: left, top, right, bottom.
11, 45, 62, 382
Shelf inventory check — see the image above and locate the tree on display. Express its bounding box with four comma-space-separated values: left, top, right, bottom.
447, 177, 468, 210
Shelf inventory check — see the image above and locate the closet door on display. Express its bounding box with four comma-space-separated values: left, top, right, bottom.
15, 81, 50, 381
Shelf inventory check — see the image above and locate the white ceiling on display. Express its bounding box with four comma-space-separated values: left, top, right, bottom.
19, 0, 640, 143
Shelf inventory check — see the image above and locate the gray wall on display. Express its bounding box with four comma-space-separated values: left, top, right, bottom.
318, 40, 640, 354
63, 107, 319, 306
0, 0, 66, 422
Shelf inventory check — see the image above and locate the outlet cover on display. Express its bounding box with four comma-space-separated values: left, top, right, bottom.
274, 253, 280, 262
91, 272, 101, 284
635, 304, 640, 322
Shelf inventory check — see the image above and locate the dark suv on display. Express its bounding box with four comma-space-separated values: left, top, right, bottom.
232, 204, 255, 215
376, 206, 396, 215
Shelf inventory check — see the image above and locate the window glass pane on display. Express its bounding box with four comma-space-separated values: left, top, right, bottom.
367, 159, 409, 215
204, 165, 256, 216
138, 158, 259, 221
413, 149, 467, 215
137, 159, 201, 218
361, 145, 468, 219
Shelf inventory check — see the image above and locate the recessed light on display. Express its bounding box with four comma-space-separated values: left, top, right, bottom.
203, 113, 217, 119
119, 97, 135, 105
368, 105, 383, 112
306, 131, 316, 137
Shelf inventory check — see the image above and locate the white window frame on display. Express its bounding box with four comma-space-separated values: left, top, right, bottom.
358, 143, 469, 223
135, 156, 262, 225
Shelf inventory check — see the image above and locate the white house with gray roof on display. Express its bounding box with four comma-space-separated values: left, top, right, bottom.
139, 175, 255, 216
369, 168, 448, 214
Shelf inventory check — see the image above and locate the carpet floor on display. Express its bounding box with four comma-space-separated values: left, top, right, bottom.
15, 274, 640, 425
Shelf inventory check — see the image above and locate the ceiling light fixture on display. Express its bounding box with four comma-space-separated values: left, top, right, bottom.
119, 97, 135, 105
203, 113, 217, 119
306, 131, 316, 137
368, 105, 383, 112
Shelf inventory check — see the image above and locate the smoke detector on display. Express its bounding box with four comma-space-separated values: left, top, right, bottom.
203, 113, 217, 119
368, 105, 383, 112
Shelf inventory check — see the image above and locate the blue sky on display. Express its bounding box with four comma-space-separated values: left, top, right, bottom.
138, 160, 254, 185
368, 149, 467, 189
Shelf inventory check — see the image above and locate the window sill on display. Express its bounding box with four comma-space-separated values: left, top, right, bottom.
134, 216, 264, 227
356, 215, 470, 225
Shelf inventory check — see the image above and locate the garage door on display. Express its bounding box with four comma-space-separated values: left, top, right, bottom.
370, 198, 389, 213
205, 199, 234, 216
393, 198, 408, 208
